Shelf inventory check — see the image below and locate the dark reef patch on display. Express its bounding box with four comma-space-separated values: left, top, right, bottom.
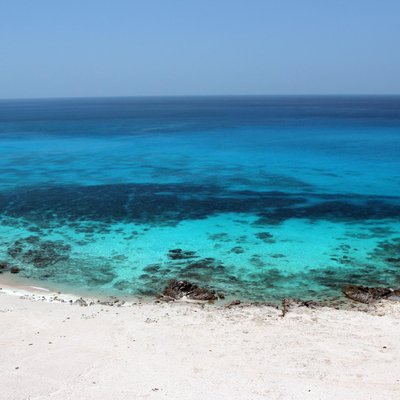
132, 250, 238, 297
369, 238, 400, 263
162, 279, 218, 301
270, 253, 286, 259
249, 254, 266, 268
0, 261, 12, 273
208, 233, 231, 242
342, 285, 394, 304
2, 235, 118, 289
255, 232, 275, 243
1, 236, 399, 303
254, 200, 400, 226
1, 183, 399, 227
167, 249, 198, 261
7, 236, 71, 268
386, 257, 400, 264
231, 246, 245, 254
1, 183, 399, 302
33, 235, 397, 302
143, 238, 400, 302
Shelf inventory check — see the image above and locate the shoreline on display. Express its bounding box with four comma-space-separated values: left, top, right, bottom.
0, 276, 145, 307
1, 273, 399, 314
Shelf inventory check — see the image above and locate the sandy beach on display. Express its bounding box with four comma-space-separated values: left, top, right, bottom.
0, 284, 399, 400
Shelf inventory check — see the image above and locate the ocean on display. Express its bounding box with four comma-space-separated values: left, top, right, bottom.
0, 96, 399, 302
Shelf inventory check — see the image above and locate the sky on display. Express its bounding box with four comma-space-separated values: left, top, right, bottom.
0, 0, 399, 98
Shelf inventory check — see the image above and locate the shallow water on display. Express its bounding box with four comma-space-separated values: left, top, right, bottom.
0, 96, 399, 302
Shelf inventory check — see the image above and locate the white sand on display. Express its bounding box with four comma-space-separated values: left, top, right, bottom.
0, 285, 399, 400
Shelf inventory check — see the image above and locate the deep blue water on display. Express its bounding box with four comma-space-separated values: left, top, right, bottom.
0, 96, 399, 302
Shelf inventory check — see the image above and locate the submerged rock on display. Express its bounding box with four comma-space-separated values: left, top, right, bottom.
167, 249, 197, 260
255, 232, 275, 243
0, 261, 21, 274
225, 299, 241, 308
162, 279, 218, 301
342, 285, 394, 304
0, 261, 10, 273
231, 246, 244, 254
7, 236, 71, 268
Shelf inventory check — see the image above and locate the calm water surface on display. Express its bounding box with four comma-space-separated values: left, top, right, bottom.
0, 96, 399, 302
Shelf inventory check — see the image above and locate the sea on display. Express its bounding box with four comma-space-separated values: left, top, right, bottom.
0, 96, 399, 302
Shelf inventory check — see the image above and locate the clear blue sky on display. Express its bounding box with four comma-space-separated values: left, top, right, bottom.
1, 0, 399, 98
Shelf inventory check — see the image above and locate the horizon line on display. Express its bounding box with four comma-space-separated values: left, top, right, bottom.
1, 93, 400, 102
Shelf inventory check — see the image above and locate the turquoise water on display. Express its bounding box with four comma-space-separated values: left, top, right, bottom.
0, 96, 399, 302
